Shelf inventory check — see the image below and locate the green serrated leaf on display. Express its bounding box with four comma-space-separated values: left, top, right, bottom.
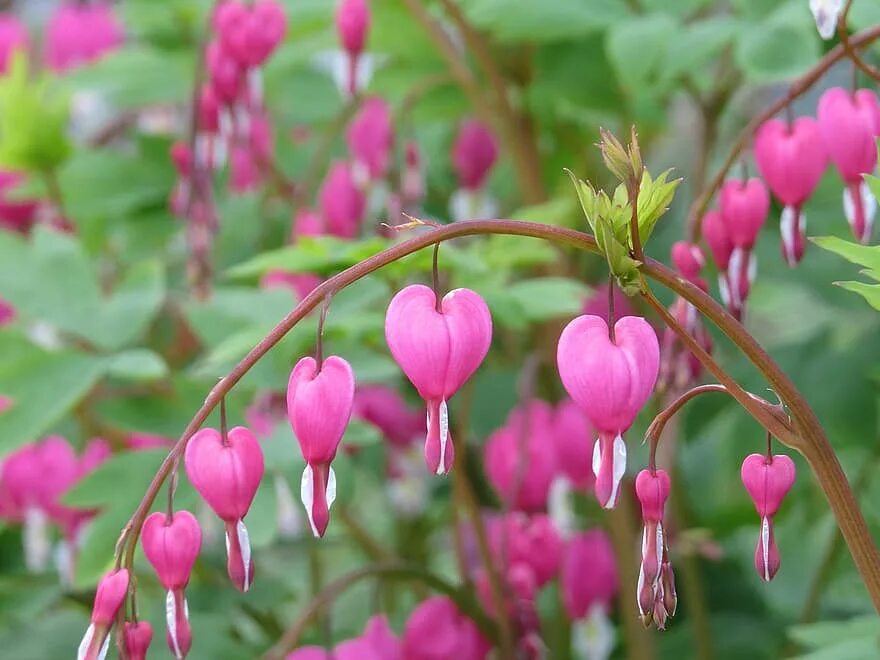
812, 235, 880, 271
638, 169, 681, 243
835, 281, 880, 311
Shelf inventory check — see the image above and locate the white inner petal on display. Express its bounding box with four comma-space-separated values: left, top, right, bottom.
301, 464, 318, 537
77, 623, 95, 660
274, 472, 302, 539
548, 476, 575, 539
436, 399, 449, 475
780, 206, 797, 265
573, 603, 616, 660
23, 507, 50, 573
860, 180, 877, 242
97, 633, 111, 660
655, 522, 665, 574
844, 186, 857, 233
718, 275, 731, 308
761, 516, 771, 582
166, 590, 183, 659
326, 465, 337, 511
810, 0, 843, 40
591, 437, 601, 478
607, 434, 627, 510
237, 520, 252, 591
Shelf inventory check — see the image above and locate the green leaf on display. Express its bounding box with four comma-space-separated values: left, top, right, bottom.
505, 277, 591, 321
104, 349, 169, 382
606, 14, 678, 91
735, 6, 820, 82
812, 235, 880, 271
835, 281, 880, 311
665, 16, 739, 80
637, 169, 681, 243
63, 449, 167, 508
0, 337, 106, 456
0, 53, 71, 172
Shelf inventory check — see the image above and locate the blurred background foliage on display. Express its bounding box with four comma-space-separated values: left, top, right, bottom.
0, 0, 879, 659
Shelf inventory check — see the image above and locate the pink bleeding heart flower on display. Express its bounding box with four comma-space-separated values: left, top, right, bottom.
474, 563, 540, 652
206, 40, 244, 103
452, 120, 498, 190
185, 426, 264, 591
740, 453, 796, 582
347, 97, 394, 184
45, 2, 124, 73
291, 208, 324, 240
702, 209, 732, 271
670, 241, 706, 286
287, 355, 355, 538
484, 400, 558, 512
818, 87, 880, 243
402, 142, 425, 206
319, 161, 366, 239
0, 14, 28, 74
77, 568, 129, 660
246, 0, 287, 66
354, 385, 423, 447
385, 284, 493, 475
634, 469, 675, 629
702, 208, 748, 319
402, 596, 490, 660
230, 144, 261, 193
250, 108, 274, 164
552, 399, 595, 491
754, 117, 828, 265
142, 510, 202, 659
336, 0, 371, 95
719, 178, 769, 249
489, 512, 563, 587
359, 614, 402, 659
122, 621, 153, 660
561, 530, 618, 618
556, 315, 659, 509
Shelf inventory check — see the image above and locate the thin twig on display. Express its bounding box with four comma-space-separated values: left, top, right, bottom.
838, 0, 880, 82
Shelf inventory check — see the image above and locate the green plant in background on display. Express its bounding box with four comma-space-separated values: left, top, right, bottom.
1, 1, 880, 660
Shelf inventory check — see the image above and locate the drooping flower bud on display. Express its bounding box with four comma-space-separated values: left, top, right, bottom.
556, 315, 659, 509
740, 453, 796, 582
810, 0, 844, 40
142, 510, 202, 658
817, 87, 880, 243
452, 120, 497, 191
287, 355, 355, 537
335, 0, 371, 95
319, 161, 366, 239
720, 179, 769, 250
122, 621, 153, 660
754, 117, 828, 265
346, 97, 394, 184
402, 596, 490, 660
353, 385, 423, 447
671, 241, 706, 284
385, 284, 493, 475
634, 468, 674, 629
45, 2, 124, 73
206, 41, 244, 103
77, 568, 129, 660
291, 208, 324, 240
184, 426, 264, 591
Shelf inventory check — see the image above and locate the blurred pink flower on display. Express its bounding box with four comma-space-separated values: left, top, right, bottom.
561, 529, 618, 619
319, 161, 365, 238
0, 170, 40, 233
452, 120, 497, 190
353, 385, 423, 447
45, 2, 124, 72
0, 13, 28, 73
346, 97, 394, 183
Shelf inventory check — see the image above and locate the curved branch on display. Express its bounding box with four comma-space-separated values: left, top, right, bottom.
116, 218, 880, 614
839, 0, 880, 82
263, 562, 494, 659
687, 24, 880, 240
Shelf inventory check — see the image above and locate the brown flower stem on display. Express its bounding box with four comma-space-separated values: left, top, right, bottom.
401, 0, 546, 203
839, 0, 880, 82
686, 24, 880, 240
263, 562, 495, 659
117, 218, 880, 615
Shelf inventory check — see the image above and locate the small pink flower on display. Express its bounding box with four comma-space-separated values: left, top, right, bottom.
206, 41, 245, 103
319, 161, 366, 239
634, 468, 675, 629
754, 117, 827, 265
122, 621, 153, 660
336, 0, 370, 95
230, 144, 261, 193
484, 400, 558, 512
353, 385, 423, 447
702, 209, 749, 320
552, 399, 595, 491
556, 315, 659, 509
561, 530, 618, 618
817, 87, 880, 243
261, 270, 322, 301
702, 209, 732, 271
287, 355, 355, 537
0, 14, 28, 74
402, 596, 490, 660
740, 453, 796, 582
489, 512, 562, 588
184, 426, 264, 591
719, 178, 769, 250
670, 241, 706, 286
0, 170, 40, 233
347, 97, 394, 183
77, 568, 129, 660
45, 2, 124, 72
452, 120, 497, 190
142, 510, 202, 658
385, 284, 493, 475
402, 142, 425, 206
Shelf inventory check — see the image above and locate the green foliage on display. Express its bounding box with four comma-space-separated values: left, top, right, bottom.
0, 54, 71, 172
812, 236, 880, 311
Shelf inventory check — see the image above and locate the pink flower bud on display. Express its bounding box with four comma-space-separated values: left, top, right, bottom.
385, 284, 493, 475
561, 530, 618, 619
670, 241, 705, 281
336, 0, 370, 55
719, 178, 769, 250
247, 0, 287, 66
452, 120, 498, 190
556, 315, 659, 509
0, 14, 28, 74
286, 648, 329, 660
484, 400, 558, 512
346, 97, 394, 183
184, 426, 264, 591
230, 144, 260, 193
122, 621, 153, 660
702, 209, 732, 271
635, 468, 670, 523
740, 453, 796, 582
78, 569, 129, 660
291, 208, 324, 240
361, 614, 402, 658
489, 512, 562, 587
552, 399, 595, 491
402, 597, 490, 660
354, 385, 423, 447
402, 142, 424, 204
634, 469, 671, 624
319, 161, 366, 239
287, 355, 355, 537
45, 2, 124, 73
206, 41, 244, 103
817, 87, 880, 243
